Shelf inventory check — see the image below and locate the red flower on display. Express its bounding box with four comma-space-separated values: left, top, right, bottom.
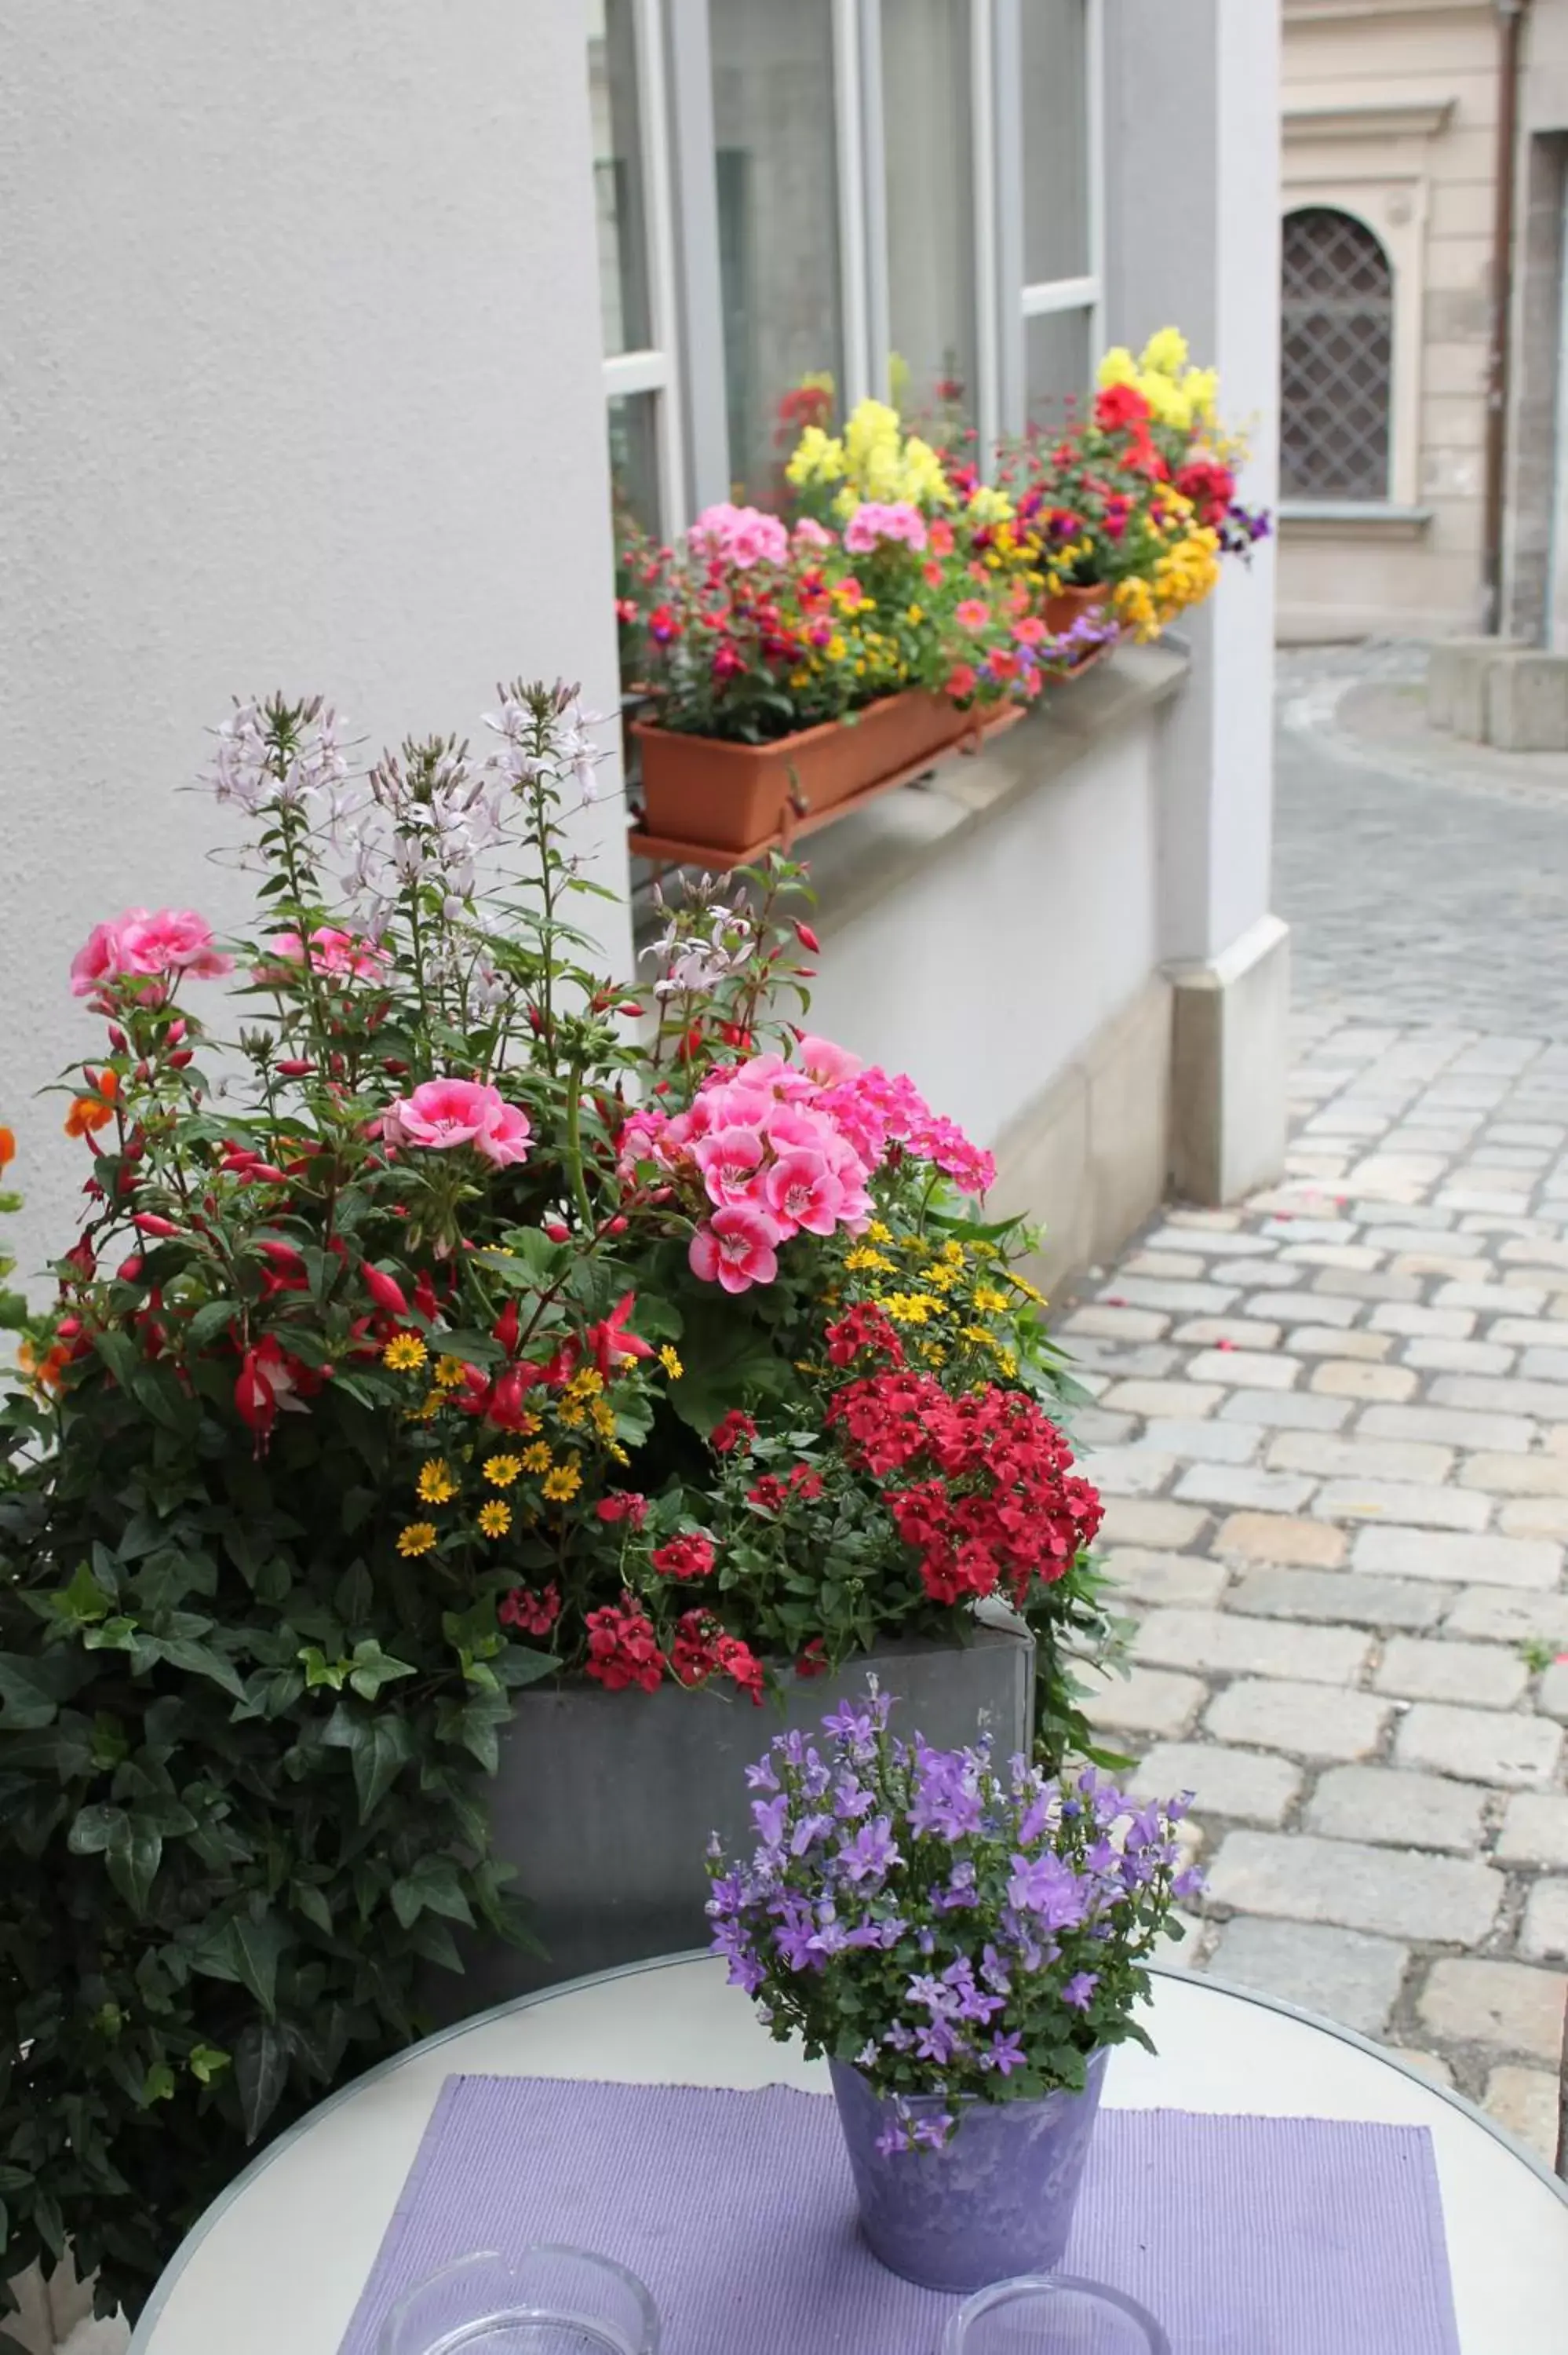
584, 1599, 664, 1693
233, 1334, 304, 1444
586, 1292, 655, 1378
596, 1492, 650, 1528
500, 1583, 561, 1637
650, 1532, 717, 1582
487, 1361, 545, 1428
710, 1408, 756, 1455
826, 1370, 1103, 1606
794, 1637, 830, 1680
1093, 382, 1150, 433
671, 1611, 765, 1703
748, 1463, 824, 1515
825, 1302, 905, 1371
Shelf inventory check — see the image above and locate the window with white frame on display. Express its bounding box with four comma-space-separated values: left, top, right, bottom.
589, 0, 1103, 526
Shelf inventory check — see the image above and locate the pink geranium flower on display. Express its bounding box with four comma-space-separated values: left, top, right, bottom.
843, 501, 928, 555
385, 1078, 533, 1168
256, 926, 390, 984
689, 1203, 780, 1294
694, 1125, 767, 1207
71, 907, 232, 999
794, 1034, 862, 1086
688, 502, 789, 571
764, 1149, 844, 1238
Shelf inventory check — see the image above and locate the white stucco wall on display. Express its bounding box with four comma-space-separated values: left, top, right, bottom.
804, 703, 1161, 1152
0, 1, 629, 1289
1103, 0, 1281, 969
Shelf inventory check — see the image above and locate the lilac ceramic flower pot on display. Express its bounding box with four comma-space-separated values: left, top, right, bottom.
828, 2050, 1109, 2293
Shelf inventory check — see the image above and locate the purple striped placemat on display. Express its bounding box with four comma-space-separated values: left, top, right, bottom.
338, 2076, 1461, 2355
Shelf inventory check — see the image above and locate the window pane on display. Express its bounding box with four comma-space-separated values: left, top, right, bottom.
711, 0, 843, 505
608, 392, 662, 539
1280, 206, 1392, 500
882, 0, 975, 431
589, 0, 653, 356
1025, 309, 1091, 434
1021, 0, 1089, 285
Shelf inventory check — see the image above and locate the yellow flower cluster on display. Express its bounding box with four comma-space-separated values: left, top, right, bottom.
786, 397, 954, 513
1112, 527, 1222, 641
1097, 327, 1220, 433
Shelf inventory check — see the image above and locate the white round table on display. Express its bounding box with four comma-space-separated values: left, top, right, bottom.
129, 1955, 1568, 2355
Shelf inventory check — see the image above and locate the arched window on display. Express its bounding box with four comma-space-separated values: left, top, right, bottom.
1280, 206, 1394, 502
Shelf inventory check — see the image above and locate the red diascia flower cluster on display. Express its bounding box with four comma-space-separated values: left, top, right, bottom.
585, 1593, 764, 1703
827, 1370, 1103, 1607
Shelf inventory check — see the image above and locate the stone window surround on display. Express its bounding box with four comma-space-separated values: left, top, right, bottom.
1282, 96, 1457, 519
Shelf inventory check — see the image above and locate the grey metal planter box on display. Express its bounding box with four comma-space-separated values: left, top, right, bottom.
435, 1625, 1034, 2020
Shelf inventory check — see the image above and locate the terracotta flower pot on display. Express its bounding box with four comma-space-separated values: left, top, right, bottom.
633, 691, 972, 855
1041, 582, 1108, 636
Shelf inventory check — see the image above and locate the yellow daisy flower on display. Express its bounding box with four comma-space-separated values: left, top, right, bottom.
972, 1285, 1010, 1316
659, 1345, 684, 1380
477, 1501, 512, 1539
396, 1521, 437, 1557
434, 1354, 468, 1388
417, 1459, 458, 1506
866, 1221, 895, 1246
566, 1367, 604, 1400
484, 1454, 523, 1488
844, 1247, 895, 1274
542, 1459, 582, 1503
383, 1333, 428, 1371
521, 1441, 552, 1474
591, 1397, 618, 1440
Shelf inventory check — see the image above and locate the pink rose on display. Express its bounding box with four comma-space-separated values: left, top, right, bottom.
385, 1078, 533, 1168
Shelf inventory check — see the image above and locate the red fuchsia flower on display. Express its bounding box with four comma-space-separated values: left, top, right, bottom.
650, 1532, 717, 1583
596, 1492, 650, 1528
499, 1583, 561, 1637
647, 604, 682, 644
71, 908, 232, 1001
384, 1077, 533, 1168
584, 1599, 665, 1693
362, 1262, 410, 1317
711, 643, 747, 682
710, 1408, 757, 1455
586, 1292, 655, 1378
793, 920, 822, 955
131, 1212, 181, 1239
487, 1361, 545, 1429
233, 1333, 309, 1442
955, 599, 990, 633
689, 1201, 781, 1294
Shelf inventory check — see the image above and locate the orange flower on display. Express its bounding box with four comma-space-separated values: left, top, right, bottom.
0, 1126, 13, 1172
64, 1069, 119, 1140
16, 1338, 69, 1393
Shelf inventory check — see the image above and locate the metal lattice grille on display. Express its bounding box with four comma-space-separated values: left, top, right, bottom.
1280, 206, 1393, 501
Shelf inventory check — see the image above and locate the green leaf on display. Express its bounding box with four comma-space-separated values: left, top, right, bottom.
188, 2043, 231, 2086
152, 1634, 249, 1702
292, 1882, 334, 1938
233, 2021, 290, 2142
53, 1561, 110, 1623
322, 1703, 415, 1820
68, 1802, 129, 1857
345, 1640, 418, 1703
334, 1560, 374, 1622
0, 1651, 83, 1729
140, 2062, 177, 2106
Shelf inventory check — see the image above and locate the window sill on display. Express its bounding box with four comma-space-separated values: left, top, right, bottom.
1279, 501, 1433, 542
629, 643, 1190, 948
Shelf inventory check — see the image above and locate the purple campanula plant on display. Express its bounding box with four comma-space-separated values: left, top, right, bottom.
706, 1684, 1198, 2152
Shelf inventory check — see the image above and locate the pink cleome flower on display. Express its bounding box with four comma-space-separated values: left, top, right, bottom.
71, 908, 233, 1000
384, 1077, 533, 1168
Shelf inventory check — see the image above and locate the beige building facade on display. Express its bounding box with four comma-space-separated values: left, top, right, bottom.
1279, 0, 1504, 641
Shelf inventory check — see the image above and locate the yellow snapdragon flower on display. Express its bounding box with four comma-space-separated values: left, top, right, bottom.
1140, 326, 1189, 378
785, 425, 846, 487
1096, 345, 1140, 390
965, 484, 1016, 527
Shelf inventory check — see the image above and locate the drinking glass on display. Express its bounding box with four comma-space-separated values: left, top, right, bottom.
943, 2273, 1172, 2355
377, 2247, 660, 2355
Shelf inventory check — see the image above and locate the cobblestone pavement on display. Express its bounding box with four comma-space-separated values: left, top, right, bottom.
1069, 659, 1568, 2166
